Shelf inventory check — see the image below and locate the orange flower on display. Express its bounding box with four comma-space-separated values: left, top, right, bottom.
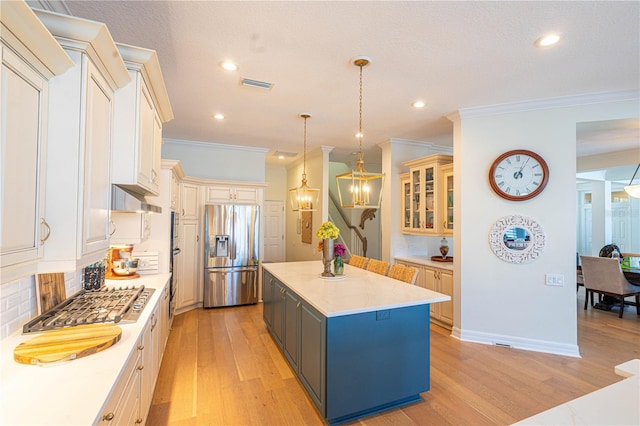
317, 241, 324, 252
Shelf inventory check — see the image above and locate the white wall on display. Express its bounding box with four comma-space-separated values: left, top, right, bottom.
162, 138, 268, 181
453, 92, 639, 357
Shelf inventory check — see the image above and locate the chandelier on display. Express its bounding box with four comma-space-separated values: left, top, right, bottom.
336, 56, 385, 209
289, 113, 320, 211
624, 163, 640, 199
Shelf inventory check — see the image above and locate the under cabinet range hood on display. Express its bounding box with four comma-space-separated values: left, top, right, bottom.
111, 185, 162, 213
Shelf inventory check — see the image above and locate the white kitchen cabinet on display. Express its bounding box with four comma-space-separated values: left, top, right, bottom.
206, 184, 261, 204
111, 44, 173, 196
181, 182, 200, 220
0, 2, 73, 284
110, 212, 150, 244
400, 173, 411, 233
177, 219, 200, 311
440, 163, 454, 237
33, 9, 130, 273
401, 154, 453, 235
396, 259, 454, 329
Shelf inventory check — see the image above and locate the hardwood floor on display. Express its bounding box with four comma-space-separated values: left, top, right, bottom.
147, 288, 639, 425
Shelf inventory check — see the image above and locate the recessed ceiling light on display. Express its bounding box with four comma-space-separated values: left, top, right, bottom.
412, 100, 426, 108
534, 33, 561, 48
213, 113, 225, 120
355, 132, 363, 139
219, 61, 238, 71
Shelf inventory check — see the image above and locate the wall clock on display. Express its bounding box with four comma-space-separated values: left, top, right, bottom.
489, 149, 549, 201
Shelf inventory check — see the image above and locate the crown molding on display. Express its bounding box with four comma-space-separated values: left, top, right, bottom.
163, 138, 270, 154
458, 90, 640, 119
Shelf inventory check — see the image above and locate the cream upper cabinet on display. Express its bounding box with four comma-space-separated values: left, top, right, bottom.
401, 154, 453, 235
33, 9, 130, 272
111, 44, 174, 196
400, 173, 411, 233
206, 184, 262, 205
181, 182, 200, 220
0, 3, 73, 284
440, 163, 454, 236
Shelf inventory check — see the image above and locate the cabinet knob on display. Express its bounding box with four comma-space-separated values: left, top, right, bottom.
135, 418, 143, 424
40, 218, 51, 244
137, 344, 144, 351
137, 365, 144, 371
443, 220, 447, 229
102, 413, 115, 421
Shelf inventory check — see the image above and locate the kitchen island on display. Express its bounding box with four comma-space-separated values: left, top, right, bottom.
262, 261, 450, 425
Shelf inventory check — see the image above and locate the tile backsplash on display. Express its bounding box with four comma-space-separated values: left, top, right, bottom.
0, 271, 82, 340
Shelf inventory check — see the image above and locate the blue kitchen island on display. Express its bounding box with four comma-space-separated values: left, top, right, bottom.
262, 261, 450, 425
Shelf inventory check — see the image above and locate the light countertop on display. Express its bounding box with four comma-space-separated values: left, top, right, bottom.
394, 255, 454, 271
263, 261, 450, 318
0, 273, 171, 426
514, 359, 640, 425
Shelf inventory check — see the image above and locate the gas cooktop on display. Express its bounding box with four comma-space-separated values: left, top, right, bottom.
23, 286, 155, 334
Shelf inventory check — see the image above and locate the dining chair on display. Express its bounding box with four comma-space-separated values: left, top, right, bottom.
348, 255, 369, 269
580, 255, 640, 318
365, 259, 389, 276
387, 264, 419, 285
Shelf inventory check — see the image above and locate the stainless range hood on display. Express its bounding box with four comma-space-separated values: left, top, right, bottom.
111, 185, 162, 213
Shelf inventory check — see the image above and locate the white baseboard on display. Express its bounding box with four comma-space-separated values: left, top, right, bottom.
451, 326, 581, 358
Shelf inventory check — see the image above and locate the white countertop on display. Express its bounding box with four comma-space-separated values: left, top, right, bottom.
395, 255, 454, 271
263, 261, 450, 318
0, 273, 171, 426
514, 359, 640, 425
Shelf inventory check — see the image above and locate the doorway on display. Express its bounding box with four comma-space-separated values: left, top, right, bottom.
263, 200, 285, 262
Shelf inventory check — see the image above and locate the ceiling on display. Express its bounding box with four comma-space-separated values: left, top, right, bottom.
42, 1, 639, 167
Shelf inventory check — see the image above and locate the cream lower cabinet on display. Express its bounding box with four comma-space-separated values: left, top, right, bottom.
177, 219, 200, 311
0, 3, 72, 284
396, 259, 454, 329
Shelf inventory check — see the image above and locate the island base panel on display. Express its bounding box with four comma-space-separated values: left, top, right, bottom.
326, 305, 430, 422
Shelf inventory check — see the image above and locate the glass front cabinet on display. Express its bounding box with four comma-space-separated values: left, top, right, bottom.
400, 155, 453, 235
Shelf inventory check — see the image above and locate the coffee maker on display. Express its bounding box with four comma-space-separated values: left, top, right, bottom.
106, 244, 140, 279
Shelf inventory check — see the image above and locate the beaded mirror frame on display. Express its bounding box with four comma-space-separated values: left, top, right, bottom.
489, 214, 546, 264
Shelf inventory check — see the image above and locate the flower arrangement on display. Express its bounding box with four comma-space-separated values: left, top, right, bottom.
334, 243, 346, 258
316, 221, 340, 240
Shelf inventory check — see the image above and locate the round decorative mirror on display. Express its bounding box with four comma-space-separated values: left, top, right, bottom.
489, 215, 545, 263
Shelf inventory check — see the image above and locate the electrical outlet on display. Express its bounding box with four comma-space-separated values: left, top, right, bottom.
545, 274, 565, 287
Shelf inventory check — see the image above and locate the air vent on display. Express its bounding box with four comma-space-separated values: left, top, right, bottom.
241, 78, 273, 90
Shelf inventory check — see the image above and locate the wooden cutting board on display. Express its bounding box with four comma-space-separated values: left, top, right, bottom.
14, 324, 122, 365
36, 273, 67, 314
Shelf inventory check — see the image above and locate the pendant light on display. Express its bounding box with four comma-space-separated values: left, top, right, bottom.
624, 163, 640, 198
336, 56, 385, 209
289, 113, 320, 211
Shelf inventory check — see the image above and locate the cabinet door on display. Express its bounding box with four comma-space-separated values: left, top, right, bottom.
298, 301, 326, 414
137, 80, 155, 192
422, 165, 436, 232
177, 220, 199, 309
234, 187, 259, 204
283, 290, 300, 371
422, 267, 439, 319
170, 172, 180, 211
439, 270, 454, 326
401, 178, 411, 232
441, 164, 454, 236
262, 271, 274, 327
0, 46, 47, 270
181, 183, 199, 220
206, 186, 233, 203
81, 58, 113, 257
272, 279, 285, 346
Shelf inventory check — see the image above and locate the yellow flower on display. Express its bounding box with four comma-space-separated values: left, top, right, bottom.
316, 221, 340, 240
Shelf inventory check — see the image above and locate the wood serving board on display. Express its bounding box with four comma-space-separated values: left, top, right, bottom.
36, 273, 66, 314
14, 324, 122, 365
430, 256, 453, 262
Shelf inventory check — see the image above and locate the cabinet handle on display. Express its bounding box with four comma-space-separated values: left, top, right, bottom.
137, 365, 144, 371
297, 302, 301, 310
151, 316, 158, 330
109, 220, 116, 236
102, 413, 115, 421
151, 169, 158, 184
182, 208, 185, 216
40, 218, 51, 244
137, 344, 144, 350
443, 220, 447, 229
196, 235, 200, 242
135, 418, 143, 424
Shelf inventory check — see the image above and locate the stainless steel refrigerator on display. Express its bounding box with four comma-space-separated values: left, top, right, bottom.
203, 204, 260, 308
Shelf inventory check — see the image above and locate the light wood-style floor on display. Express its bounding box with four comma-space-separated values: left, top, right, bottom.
147, 288, 640, 425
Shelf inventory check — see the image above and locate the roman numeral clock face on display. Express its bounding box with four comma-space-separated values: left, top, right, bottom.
489, 150, 549, 201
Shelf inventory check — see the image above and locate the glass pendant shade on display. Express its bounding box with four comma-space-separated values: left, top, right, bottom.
336, 158, 385, 208
337, 56, 385, 209
624, 164, 640, 199
289, 113, 319, 211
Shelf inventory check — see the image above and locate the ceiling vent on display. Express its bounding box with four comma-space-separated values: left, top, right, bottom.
241, 78, 273, 90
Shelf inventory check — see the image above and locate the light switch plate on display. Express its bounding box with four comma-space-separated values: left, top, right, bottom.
545, 274, 565, 287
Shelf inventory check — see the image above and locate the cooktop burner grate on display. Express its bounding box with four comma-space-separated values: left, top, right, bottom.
23, 286, 155, 334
